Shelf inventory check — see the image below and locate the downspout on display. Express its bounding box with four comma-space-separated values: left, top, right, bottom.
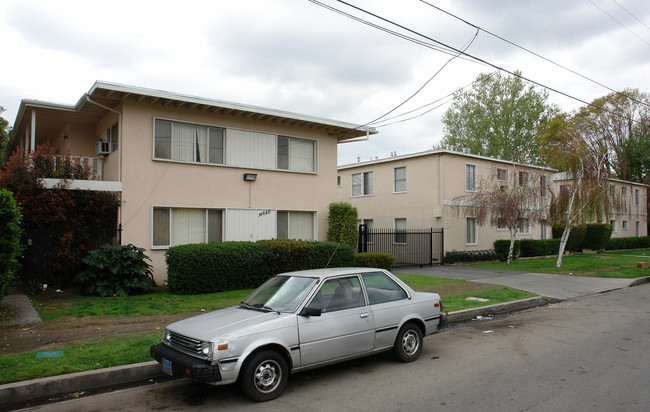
85, 96, 124, 241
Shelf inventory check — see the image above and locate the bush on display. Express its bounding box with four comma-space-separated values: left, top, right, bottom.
607, 236, 650, 250
445, 249, 499, 264
355, 253, 396, 271
552, 224, 587, 252
582, 224, 613, 251
494, 240, 521, 262
76, 244, 154, 297
519, 239, 561, 257
166, 241, 355, 295
326, 202, 359, 250
0, 190, 23, 299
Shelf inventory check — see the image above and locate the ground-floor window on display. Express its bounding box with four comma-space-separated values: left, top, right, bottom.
466, 217, 477, 245
153, 207, 222, 247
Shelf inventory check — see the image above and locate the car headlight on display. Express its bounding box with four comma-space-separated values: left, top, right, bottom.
163, 329, 171, 343
201, 341, 213, 358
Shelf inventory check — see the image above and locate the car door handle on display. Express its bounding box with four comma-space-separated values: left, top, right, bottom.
360, 313, 370, 318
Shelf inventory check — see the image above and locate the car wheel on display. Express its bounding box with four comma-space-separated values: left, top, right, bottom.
393, 322, 423, 363
239, 349, 288, 402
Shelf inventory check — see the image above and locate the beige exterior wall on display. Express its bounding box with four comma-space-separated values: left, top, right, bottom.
338, 151, 556, 253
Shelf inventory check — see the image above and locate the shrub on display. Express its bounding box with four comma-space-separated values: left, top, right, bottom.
494, 240, 521, 262
582, 223, 613, 251
607, 236, 650, 250
445, 249, 500, 264
326, 202, 359, 250
552, 224, 587, 252
355, 253, 396, 271
0, 190, 23, 299
76, 244, 154, 297
258, 239, 355, 274
519, 239, 561, 257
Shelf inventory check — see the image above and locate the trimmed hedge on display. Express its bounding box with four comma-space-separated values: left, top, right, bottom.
494, 240, 521, 262
166, 240, 355, 294
519, 239, 561, 257
445, 249, 499, 264
355, 252, 396, 271
582, 223, 612, 251
552, 224, 587, 252
606, 236, 650, 250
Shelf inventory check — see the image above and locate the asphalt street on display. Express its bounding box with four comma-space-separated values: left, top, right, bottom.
18, 283, 650, 411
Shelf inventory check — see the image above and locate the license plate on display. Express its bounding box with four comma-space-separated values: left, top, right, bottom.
162, 358, 173, 376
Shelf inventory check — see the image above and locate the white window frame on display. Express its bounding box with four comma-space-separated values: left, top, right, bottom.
394, 218, 407, 245
466, 217, 478, 245
105, 122, 118, 153
519, 218, 531, 235
394, 166, 407, 193
636, 221, 641, 237
465, 163, 477, 192
496, 168, 508, 182
277, 135, 317, 173
276, 210, 317, 241
541, 221, 549, 239
152, 206, 223, 249
622, 220, 628, 230
154, 118, 225, 165
610, 219, 617, 233
352, 171, 374, 197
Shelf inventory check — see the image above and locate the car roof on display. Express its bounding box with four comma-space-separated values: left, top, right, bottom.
276, 267, 386, 280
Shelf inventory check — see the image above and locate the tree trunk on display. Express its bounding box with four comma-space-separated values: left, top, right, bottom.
507, 229, 518, 266
556, 225, 572, 268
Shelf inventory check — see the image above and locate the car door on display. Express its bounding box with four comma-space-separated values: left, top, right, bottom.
297, 275, 375, 366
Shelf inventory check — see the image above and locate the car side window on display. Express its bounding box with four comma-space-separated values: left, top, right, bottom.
361, 272, 408, 305
310, 276, 365, 313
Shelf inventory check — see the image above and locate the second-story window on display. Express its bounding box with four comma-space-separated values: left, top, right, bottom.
635, 189, 640, 206
154, 119, 224, 164
277, 136, 316, 172
540, 175, 548, 198
394, 166, 406, 193
465, 164, 476, 192
352, 171, 373, 196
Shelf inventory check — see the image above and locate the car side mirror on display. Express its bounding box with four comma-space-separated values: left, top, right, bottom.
299, 306, 322, 317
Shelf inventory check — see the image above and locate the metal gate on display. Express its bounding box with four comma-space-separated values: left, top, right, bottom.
358, 226, 444, 268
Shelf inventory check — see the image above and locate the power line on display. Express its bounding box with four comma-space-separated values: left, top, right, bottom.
327, 0, 650, 127
418, 0, 650, 109
611, 0, 650, 31
588, 0, 650, 46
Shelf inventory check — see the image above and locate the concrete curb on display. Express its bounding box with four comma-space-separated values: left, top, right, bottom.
0, 296, 551, 408
629, 275, 650, 287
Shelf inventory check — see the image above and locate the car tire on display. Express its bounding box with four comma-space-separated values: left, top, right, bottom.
239, 349, 288, 402
393, 322, 423, 363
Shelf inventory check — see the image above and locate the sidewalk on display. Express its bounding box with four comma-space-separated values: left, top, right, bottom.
2, 271, 648, 410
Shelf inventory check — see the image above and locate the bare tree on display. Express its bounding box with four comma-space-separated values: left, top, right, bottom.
539, 114, 613, 267
453, 165, 551, 265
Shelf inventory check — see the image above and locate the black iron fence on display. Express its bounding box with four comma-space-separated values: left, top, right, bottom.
358, 226, 444, 268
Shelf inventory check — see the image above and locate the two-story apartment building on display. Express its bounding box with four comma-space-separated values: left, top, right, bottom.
338, 150, 557, 254
7, 82, 376, 282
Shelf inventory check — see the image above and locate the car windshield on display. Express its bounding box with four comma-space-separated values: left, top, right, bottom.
241, 276, 318, 313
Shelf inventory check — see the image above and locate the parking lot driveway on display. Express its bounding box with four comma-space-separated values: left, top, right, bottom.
400, 266, 633, 300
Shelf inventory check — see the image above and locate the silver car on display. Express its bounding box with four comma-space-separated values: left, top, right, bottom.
150, 267, 447, 401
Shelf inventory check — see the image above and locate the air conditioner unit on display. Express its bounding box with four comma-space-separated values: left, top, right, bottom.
96, 141, 111, 156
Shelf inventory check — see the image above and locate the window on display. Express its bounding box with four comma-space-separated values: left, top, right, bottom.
609, 184, 616, 197
466, 217, 477, 245
622, 187, 628, 197
635, 189, 640, 206
337, 176, 341, 187
277, 211, 315, 241
352, 171, 373, 196
394, 218, 407, 244
497, 168, 508, 182
622, 220, 628, 230
636, 221, 641, 237
361, 272, 408, 304
540, 175, 548, 198
519, 218, 530, 235
497, 218, 507, 230
277, 136, 316, 172
394, 166, 406, 193
153, 207, 222, 247
541, 220, 549, 239
465, 164, 477, 191
311, 276, 365, 313
105, 122, 118, 152
518, 171, 530, 187
610, 219, 617, 233
154, 119, 224, 164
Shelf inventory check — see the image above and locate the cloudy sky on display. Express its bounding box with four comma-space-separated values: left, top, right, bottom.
2, 0, 649, 165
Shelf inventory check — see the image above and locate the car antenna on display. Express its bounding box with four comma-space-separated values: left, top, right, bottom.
325, 241, 341, 268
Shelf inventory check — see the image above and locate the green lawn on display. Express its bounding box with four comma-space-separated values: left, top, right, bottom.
468, 249, 650, 278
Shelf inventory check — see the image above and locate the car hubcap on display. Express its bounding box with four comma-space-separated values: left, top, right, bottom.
402, 330, 419, 355
254, 360, 281, 393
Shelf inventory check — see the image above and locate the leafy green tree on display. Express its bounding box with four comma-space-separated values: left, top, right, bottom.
0, 106, 10, 166
326, 202, 359, 250
0, 189, 23, 298
439, 71, 560, 165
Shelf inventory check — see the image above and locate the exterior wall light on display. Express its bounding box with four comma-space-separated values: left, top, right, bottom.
243, 173, 257, 182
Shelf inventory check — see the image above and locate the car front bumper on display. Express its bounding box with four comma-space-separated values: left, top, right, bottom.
150, 343, 222, 382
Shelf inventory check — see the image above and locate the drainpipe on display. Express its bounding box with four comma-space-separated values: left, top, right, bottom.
85, 96, 124, 242
30, 110, 36, 152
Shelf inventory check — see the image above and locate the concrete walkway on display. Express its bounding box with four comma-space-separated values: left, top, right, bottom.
401, 266, 634, 300
0, 294, 41, 326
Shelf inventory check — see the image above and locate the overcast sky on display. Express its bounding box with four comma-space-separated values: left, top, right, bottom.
2, 0, 649, 165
